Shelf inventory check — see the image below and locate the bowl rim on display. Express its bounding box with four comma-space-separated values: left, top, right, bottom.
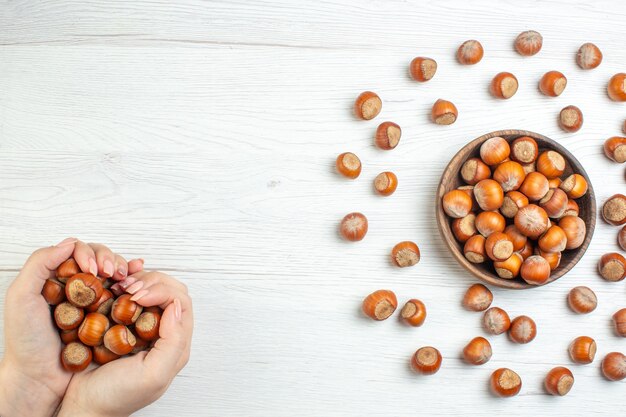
436, 129, 596, 289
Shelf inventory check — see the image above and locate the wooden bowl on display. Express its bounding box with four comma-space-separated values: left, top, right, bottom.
436, 130, 596, 289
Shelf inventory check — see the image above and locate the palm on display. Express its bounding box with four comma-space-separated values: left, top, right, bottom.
65, 353, 151, 415
4, 288, 71, 396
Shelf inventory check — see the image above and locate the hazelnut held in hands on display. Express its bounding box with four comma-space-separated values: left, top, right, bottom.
362, 289, 397, 321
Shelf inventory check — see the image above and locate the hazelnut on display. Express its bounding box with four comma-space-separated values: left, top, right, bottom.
559, 105, 583, 133
510, 136, 539, 164
336, 152, 362, 179
598, 253, 626, 282
603, 137, 626, 163
480, 137, 511, 166
559, 174, 588, 199
485, 232, 514, 262
536, 151, 565, 179
400, 299, 427, 326
519, 172, 549, 201
490, 72, 518, 99
568, 336, 596, 364
493, 161, 526, 192
374, 171, 398, 196
601, 352, 626, 381
475, 211, 506, 237
354, 91, 382, 120
409, 57, 437, 82
500, 191, 528, 218
391, 241, 420, 267
340, 212, 368, 242
508, 315, 537, 344
410, 346, 442, 375
567, 286, 597, 314
539, 71, 567, 97
558, 215, 586, 249
451, 213, 477, 243
362, 290, 397, 321
462, 283, 493, 311
545, 367, 574, 396
493, 253, 523, 279
612, 308, 626, 337
431, 99, 458, 125
490, 368, 522, 397
474, 179, 504, 211
576, 43, 602, 69
483, 307, 510, 335
602, 194, 626, 226
457, 40, 484, 65
375, 122, 402, 150
461, 158, 491, 185
607, 73, 626, 102
464, 235, 486, 264
514, 30, 542, 56
520, 255, 551, 285
462, 336, 492, 365
515, 204, 549, 239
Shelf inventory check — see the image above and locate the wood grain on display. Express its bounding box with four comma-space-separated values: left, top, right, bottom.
1, 1, 626, 416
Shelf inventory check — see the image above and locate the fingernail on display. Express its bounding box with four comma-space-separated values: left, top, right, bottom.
174, 298, 182, 322
118, 277, 136, 290
55, 238, 78, 247
88, 258, 98, 276
130, 289, 149, 302
103, 260, 114, 277
110, 283, 123, 296
117, 266, 127, 278
126, 281, 144, 294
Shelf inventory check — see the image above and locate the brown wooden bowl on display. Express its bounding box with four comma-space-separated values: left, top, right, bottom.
436, 130, 596, 289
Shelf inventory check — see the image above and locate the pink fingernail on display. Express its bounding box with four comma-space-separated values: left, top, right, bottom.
55, 238, 78, 247
174, 298, 182, 322
88, 258, 98, 276
126, 281, 144, 294
103, 260, 114, 277
119, 277, 136, 290
130, 289, 149, 301
117, 266, 127, 277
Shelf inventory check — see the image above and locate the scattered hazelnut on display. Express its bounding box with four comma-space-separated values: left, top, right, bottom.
539, 71, 567, 97
409, 57, 437, 82
508, 315, 537, 344
559, 105, 583, 132
567, 286, 597, 314
391, 241, 420, 267
336, 152, 362, 179
602, 194, 626, 226
545, 367, 574, 396
374, 171, 398, 196
362, 290, 397, 321
400, 299, 427, 326
576, 43, 602, 69
431, 99, 458, 125
490, 368, 522, 397
457, 40, 484, 65
490, 72, 518, 99
410, 346, 442, 375
598, 253, 626, 282
340, 212, 368, 242
607, 73, 626, 101
603, 137, 626, 163
601, 352, 626, 381
483, 307, 511, 335
462, 336, 492, 365
514, 30, 542, 56
375, 122, 402, 150
618, 225, 626, 251
354, 91, 382, 120
612, 308, 626, 337
462, 283, 493, 311
568, 336, 596, 364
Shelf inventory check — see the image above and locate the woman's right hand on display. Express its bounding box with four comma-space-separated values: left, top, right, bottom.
58, 271, 193, 417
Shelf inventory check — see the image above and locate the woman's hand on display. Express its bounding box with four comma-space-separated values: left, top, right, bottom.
58, 271, 193, 417
0, 238, 143, 417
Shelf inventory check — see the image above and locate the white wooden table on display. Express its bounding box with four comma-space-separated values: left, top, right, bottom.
1, 1, 625, 415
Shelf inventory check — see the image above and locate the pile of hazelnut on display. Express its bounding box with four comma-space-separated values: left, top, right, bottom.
42, 258, 161, 372
442, 135, 589, 284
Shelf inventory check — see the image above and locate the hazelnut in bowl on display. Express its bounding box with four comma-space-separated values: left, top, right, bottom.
436, 130, 596, 289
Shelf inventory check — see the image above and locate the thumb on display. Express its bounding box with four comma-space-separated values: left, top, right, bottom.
144, 299, 187, 377
13, 238, 78, 295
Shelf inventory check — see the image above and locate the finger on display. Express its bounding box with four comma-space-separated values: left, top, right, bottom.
112, 254, 128, 281
123, 270, 187, 295
143, 296, 191, 379
14, 238, 78, 295
73, 241, 98, 276
88, 243, 116, 278
127, 258, 144, 275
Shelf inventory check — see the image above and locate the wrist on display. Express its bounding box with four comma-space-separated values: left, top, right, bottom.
0, 359, 62, 417
57, 398, 128, 417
